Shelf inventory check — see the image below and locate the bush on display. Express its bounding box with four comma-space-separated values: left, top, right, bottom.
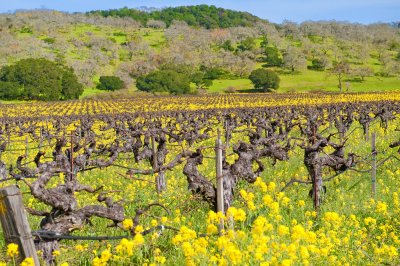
0, 81, 22, 100
136, 70, 191, 95
249, 69, 280, 92
97, 76, 125, 91
0, 58, 83, 101
309, 57, 330, 71
310, 58, 326, 71
200, 66, 230, 80
262, 46, 282, 67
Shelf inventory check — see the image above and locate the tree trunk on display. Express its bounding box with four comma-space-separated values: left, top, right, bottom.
310, 164, 323, 210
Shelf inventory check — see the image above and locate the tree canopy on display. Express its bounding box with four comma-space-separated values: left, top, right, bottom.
262, 46, 283, 67
191, 71, 213, 90
136, 70, 191, 94
0, 58, 83, 101
97, 76, 125, 91
249, 69, 280, 92
88, 5, 262, 29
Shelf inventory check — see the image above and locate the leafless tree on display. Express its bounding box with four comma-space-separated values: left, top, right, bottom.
330, 61, 350, 92
283, 45, 307, 73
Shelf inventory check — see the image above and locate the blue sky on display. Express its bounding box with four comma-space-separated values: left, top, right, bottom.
1, 0, 398, 24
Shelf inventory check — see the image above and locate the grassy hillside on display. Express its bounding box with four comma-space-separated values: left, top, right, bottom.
0, 7, 399, 101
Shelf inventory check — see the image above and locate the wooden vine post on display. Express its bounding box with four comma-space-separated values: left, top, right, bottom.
0, 185, 39, 265
371, 132, 377, 197
215, 129, 224, 233
365, 124, 369, 142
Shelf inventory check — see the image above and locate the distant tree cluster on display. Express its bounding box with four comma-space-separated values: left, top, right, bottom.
0, 58, 83, 101
88, 5, 262, 29
97, 76, 125, 91
136, 64, 219, 94
136, 69, 191, 94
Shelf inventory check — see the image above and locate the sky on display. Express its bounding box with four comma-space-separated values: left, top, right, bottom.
0, 0, 399, 24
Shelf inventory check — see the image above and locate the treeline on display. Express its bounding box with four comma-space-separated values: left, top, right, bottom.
87, 5, 262, 29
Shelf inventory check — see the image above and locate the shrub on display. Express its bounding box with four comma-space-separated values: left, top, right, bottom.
310, 58, 326, 71
97, 76, 125, 91
0, 81, 22, 100
249, 69, 280, 92
136, 70, 191, 95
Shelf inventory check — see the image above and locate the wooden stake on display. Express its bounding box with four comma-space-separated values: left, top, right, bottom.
0, 185, 40, 265
371, 132, 377, 197
216, 129, 224, 233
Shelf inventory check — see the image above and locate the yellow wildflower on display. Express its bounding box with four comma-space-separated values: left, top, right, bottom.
6, 243, 19, 258
135, 225, 144, 234
122, 218, 134, 230
278, 225, 290, 236
297, 200, 305, 207
20, 258, 34, 266
151, 219, 158, 227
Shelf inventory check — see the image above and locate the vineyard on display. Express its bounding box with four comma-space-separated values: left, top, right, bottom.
1, 92, 400, 265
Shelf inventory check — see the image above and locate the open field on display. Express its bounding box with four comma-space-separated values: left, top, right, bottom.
279, 70, 400, 93
0, 93, 400, 265
208, 73, 400, 94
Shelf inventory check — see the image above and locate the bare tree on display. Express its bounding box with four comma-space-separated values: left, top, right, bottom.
351, 66, 374, 81
283, 45, 307, 73
330, 61, 350, 92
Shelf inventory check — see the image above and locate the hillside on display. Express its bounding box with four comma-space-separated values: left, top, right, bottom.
0, 6, 399, 100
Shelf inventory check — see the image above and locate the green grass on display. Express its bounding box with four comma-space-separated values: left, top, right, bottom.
279, 70, 336, 92
139, 28, 166, 49
0, 99, 28, 104
80, 87, 104, 98
342, 76, 400, 92
208, 79, 253, 93
279, 70, 400, 93
207, 70, 400, 94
